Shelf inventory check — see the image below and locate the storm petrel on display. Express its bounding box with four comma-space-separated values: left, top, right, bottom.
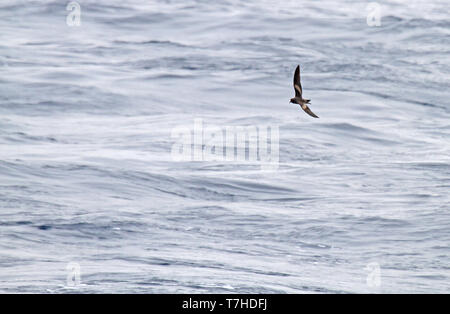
290, 65, 319, 118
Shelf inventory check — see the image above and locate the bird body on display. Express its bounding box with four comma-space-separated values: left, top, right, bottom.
290, 65, 319, 118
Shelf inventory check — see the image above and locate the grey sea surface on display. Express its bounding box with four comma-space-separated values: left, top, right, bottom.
0, 0, 449, 293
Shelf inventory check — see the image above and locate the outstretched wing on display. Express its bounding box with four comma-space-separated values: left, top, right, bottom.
293, 65, 302, 98
301, 103, 319, 118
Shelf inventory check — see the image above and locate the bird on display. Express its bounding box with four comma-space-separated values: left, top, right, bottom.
289, 65, 319, 118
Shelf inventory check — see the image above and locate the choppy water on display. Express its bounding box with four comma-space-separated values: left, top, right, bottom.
0, 0, 449, 293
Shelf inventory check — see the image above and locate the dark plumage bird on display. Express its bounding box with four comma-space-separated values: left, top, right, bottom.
289, 65, 319, 118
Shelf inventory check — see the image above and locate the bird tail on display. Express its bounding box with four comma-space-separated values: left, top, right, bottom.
305, 99, 311, 103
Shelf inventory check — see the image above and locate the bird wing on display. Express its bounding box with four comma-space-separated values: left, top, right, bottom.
293, 65, 302, 98
301, 103, 319, 118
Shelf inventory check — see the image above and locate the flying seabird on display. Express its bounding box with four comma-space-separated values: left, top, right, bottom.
289, 65, 319, 118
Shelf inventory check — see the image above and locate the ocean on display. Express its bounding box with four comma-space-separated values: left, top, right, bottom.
0, 0, 449, 293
